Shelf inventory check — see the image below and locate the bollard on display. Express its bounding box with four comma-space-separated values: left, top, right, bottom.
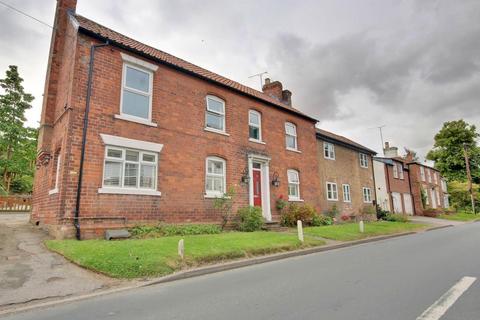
297, 220, 304, 242
178, 239, 184, 260
359, 220, 364, 233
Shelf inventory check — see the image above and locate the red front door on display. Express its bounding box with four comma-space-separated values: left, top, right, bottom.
253, 170, 262, 207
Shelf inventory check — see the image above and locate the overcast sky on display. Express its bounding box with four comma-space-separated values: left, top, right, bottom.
1, 0, 479, 159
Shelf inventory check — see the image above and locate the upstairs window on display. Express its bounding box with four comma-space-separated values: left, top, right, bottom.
427, 169, 432, 183
420, 166, 425, 181
205, 95, 226, 132
103, 147, 157, 190
433, 172, 438, 184
49, 152, 61, 195
287, 169, 300, 200
326, 182, 338, 201
121, 64, 153, 120
249, 110, 262, 141
285, 122, 297, 150
205, 157, 226, 196
393, 163, 399, 178
398, 164, 404, 179
363, 187, 372, 203
324, 142, 335, 160
343, 184, 351, 202
359, 153, 368, 168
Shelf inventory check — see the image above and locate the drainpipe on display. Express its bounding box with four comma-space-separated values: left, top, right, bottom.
74, 41, 109, 240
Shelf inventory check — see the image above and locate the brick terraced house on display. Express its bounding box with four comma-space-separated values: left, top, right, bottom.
32, 0, 321, 239
316, 129, 377, 218
406, 152, 450, 215
373, 143, 414, 215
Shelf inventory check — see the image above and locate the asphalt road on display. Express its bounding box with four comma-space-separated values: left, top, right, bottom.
3, 222, 480, 320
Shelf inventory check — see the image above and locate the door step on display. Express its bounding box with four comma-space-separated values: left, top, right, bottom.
262, 221, 289, 232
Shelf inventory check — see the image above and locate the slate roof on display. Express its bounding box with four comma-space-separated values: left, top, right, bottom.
316, 129, 377, 154
74, 14, 317, 122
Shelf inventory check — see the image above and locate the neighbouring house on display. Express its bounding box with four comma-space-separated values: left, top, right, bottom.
32, 0, 321, 239
316, 129, 377, 219
405, 152, 449, 215
373, 143, 414, 215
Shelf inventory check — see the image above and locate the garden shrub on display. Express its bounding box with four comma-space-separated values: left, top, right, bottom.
275, 195, 288, 211
311, 214, 333, 226
280, 203, 317, 227
422, 209, 439, 218
384, 213, 409, 222
130, 224, 221, 238
235, 206, 264, 232
325, 204, 338, 218
376, 205, 390, 220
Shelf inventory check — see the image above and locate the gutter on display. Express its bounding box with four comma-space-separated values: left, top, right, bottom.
74, 40, 109, 240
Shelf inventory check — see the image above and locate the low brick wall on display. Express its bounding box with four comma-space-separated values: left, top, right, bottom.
0, 195, 32, 213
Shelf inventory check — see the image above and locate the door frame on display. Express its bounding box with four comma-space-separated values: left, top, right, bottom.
248, 154, 272, 221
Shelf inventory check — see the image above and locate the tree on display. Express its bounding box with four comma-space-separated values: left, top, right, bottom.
0, 66, 35, 193
427, 120, 480, 183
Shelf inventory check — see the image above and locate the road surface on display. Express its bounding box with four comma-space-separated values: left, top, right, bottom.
3, 222, 480, 320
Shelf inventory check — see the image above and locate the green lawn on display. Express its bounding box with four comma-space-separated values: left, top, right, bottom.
304, 221, 428, 241
438, 211, 480, 221
46, 232, 324, 279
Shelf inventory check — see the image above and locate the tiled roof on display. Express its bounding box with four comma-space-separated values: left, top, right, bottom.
74, 15, 317, 122
316, 128, 377, 154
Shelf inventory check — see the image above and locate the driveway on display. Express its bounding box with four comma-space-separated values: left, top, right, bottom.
0, 214, 121, 308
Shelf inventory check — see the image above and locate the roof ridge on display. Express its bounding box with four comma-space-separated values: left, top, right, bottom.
316, 128, 377, 154
74, 14, 316, 121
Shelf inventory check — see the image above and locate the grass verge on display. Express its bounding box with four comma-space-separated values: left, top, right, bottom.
46, 232, 325, 279
304, 221, 428, 241
438, 211, 480, 221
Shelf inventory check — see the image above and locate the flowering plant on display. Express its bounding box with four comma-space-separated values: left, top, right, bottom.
276, 195, 288, 211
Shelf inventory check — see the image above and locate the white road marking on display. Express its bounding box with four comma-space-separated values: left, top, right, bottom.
417, 276, 476, 320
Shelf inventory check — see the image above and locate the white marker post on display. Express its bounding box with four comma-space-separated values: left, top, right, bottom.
297, 220, 304, 242
178, 239, 184, 260
359, 220, 365, 233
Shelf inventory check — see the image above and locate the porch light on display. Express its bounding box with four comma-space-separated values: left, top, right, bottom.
241, 167, 250, 184
272, 171, 280, 187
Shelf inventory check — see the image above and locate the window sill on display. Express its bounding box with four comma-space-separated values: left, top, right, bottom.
327, 199, 339, 202
204, 194, 231, 199
98, 188, 161, 196
249, 138, 266, 145
204, 127, 230, 136
114, 114, 158, 127
324, 157, 335, 161
363, 201, 373, 204
288, 198, 304, 202
48, 188, 59, 195
343, 200, 352, 203
360, 166, 368, 169
286, 148, 302, 154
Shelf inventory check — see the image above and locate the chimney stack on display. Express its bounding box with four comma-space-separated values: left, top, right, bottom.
262, 78, 293, 106
384, 142, 399, 158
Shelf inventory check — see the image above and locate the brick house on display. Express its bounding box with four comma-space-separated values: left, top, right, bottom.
32, 0, 321, 239
406, 153, 449, 215
316, 129, 377, 218
373, 143, 414, 215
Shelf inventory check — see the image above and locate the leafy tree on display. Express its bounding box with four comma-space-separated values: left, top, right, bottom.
0, 65, 35, 193
427, 120, 480, 183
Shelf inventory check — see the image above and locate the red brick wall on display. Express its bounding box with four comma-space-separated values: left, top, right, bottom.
33, 32, 321, 238
408, 163, 446, 215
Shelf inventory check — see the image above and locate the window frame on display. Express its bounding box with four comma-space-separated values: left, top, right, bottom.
362, 187, 372, 203
287, 169, 301, 201
359, 153, 368, 168
102, 146, 158, 191
248, 110, 262, 142
205, 95, 226, 133
326, 182, 338, 201
398, 164, 404, 179
324, 142, 335, 160
49, 153, 61, 195
205, 156, 227, 197
120, 62, 154, 122
420, 166, 426, 181
342, 184, 351, 202
285, 122, 298, 151
393, 163, 399, 178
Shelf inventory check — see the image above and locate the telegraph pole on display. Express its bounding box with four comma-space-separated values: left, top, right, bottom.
463, 143, 476, 214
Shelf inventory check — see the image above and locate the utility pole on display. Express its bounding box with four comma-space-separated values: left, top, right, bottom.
463, 143, 476, 214
248, 72, 268, 90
